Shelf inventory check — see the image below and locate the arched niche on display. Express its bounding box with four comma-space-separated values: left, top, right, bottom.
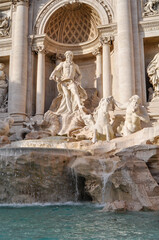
33, 0, 114, 111
34, 0, 113, 36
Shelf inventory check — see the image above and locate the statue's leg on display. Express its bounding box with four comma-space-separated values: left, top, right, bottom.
70, 83, 83, 109
62, 85, 72, 112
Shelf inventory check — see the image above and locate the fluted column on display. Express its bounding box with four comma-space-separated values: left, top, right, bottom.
100, 36, 112, 98
36, 46, 46, 117
8, 0, 29, 120
93, 47, 102, 98
117, 0, 135, 103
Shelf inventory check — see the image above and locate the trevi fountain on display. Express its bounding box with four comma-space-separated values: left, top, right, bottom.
0, 0, 159, 239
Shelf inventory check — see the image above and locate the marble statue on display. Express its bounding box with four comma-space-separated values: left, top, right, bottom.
0, 17, 10, 37
144, 0, 159, 15
114, 95, 150, 137
49, 51, 87, 115
92, 97, 115, 143
0, 117, 14, 136
0, 63, 8, 112
147, 52, 159, 101
16, 110, 60, 140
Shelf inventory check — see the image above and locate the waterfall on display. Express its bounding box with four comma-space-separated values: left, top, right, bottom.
71, 168, 79, 202
99, 159, 117, 204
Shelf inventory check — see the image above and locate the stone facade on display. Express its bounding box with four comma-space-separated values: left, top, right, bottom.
0, 0, 159, 123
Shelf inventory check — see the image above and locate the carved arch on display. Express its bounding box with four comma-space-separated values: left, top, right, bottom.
34, 0, 114, 35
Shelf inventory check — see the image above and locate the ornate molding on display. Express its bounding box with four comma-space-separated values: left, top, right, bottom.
92, 46, 102, 56
100, 36, 114, 45
12, 0, 29, 3
12, 0, 29, 7
34, 0, 113, 35
96, 0, 113, 23
31, 34, 101, 56
139, 19, 159, 33
98, 23, 117, 36
35, 45, 48, 55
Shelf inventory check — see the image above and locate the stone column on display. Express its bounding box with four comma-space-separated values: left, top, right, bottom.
35, 46, 46, 118
131, 0, 146, 103
93, 47, 102, 98
8, 0, 29, 120
117, 0, 135, 103
100, 36, 112, 98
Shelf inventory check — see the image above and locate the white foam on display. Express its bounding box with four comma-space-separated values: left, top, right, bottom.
0, 202, 104, 208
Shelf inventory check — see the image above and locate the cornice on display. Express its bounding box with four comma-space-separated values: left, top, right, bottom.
139, 19, 159, 33
98, 23, 117, 36
31, 34, 101, 56
12, 0, 29, 3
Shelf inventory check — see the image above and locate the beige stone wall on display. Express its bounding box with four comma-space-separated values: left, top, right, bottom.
45, 56, 57, 112
76, 58, 96, 89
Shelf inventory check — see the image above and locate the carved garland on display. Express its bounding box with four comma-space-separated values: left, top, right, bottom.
34, 0, 113, 35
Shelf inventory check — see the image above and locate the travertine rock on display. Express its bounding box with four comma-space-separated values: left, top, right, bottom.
104, 200, 127, 212
91, 124, 159, 157
0, 148, 91, 203
70, 144, 159, 211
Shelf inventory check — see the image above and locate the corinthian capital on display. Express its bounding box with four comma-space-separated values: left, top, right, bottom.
92, 46, 102, 56
12, 0, 29, 6
100, 36, 114, 45
33, 45, 48, 55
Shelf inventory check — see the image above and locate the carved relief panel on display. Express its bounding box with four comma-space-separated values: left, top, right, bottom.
0, 10, 11, 38
142, 0, 159, 17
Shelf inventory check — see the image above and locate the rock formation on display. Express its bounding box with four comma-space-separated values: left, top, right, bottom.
0, 148, 91, 203
70, 144, 159, 212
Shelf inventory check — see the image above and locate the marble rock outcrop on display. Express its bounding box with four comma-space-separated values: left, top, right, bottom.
0, 148, 91, 203
70, 144, 159, 212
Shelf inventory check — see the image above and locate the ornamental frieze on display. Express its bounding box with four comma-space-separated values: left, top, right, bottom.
143, 0, 159, 17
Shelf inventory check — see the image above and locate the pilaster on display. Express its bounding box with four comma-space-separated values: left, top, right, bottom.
35, 46, 46, 118
93, 47, 102, 98
100, 36, 113, 98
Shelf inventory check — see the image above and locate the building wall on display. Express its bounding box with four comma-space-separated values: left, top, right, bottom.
0, 0, 159, 120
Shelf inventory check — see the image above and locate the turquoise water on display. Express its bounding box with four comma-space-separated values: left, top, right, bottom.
0, 203, 159, 240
